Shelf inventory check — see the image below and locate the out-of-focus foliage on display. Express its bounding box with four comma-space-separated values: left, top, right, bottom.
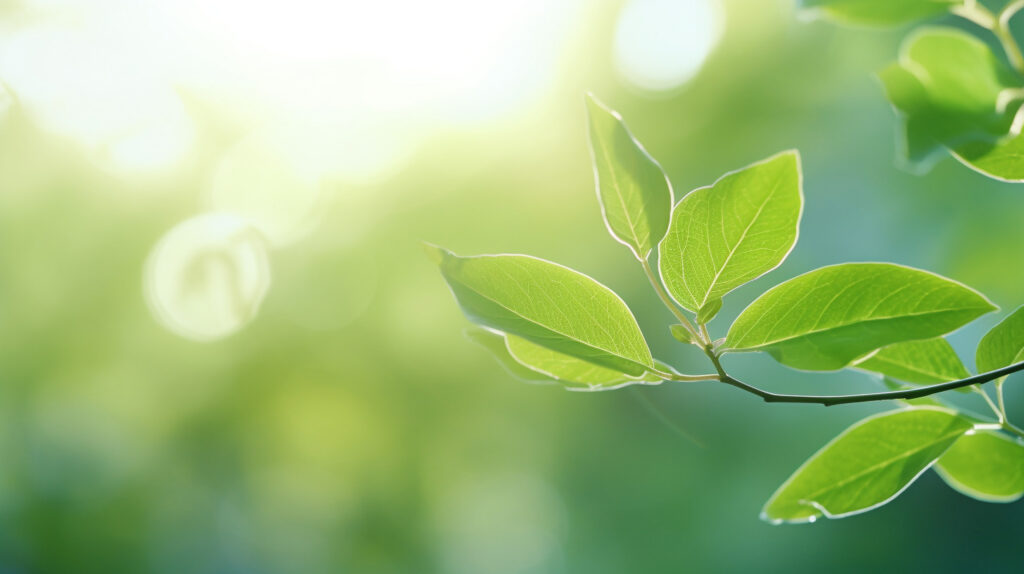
880, 28, 1024, 178
800, 0, 964, 27
2, 0, 1024, 572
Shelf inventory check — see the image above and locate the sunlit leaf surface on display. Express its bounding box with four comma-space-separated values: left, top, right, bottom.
856, 337, 969, 384
936, 431, 1024, 502
586, 94, 673, 260
762, 408, 972, 523
725, 263, 995, 370
430, 246, 654, 376
976, 305, 1024, 373
659, 151, 801, 313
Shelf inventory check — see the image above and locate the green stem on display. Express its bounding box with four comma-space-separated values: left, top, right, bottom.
640, 258, 702, 343
995, 19, 1024, 76
997, 378, 1008, 417
653, 370, 718, 382
1002, 421, 1024, 440
975, 385, 1004, 422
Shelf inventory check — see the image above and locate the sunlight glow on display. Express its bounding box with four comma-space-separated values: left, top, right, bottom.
0, 23, 195, 175
614, 0, 724, 91
0, 0, 582, 178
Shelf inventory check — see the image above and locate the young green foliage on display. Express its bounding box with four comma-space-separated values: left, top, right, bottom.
879, 27, 1024, 179
669, 324, 695, 344
856, 337, 970, 384
505, 334, 659, 388
762, 408, 972, 523
935, 431, 1024, 502
799, 0, 964, 27
658, 151, 801, 315
976, 305, 1024, 372
433, 95, 1024, 526
465, 327, 558, 384
585, 94, 673, 260
429, 246, 654, 376
724, 263, 996, 370
467, 327, 661, 389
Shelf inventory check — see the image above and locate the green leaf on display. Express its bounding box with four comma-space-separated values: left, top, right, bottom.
855, 337, 969, 384
670, 324, 694, 344
800, 0, 964, 27
464, 327, 556, 384
505, 334, 653, 388
465, 328, 660, 389
935, 431, 1024, 502
697, 298, 723, 325
879, 28, 1023, 179
586, 93, 673, 260
725, 263, 996, 371
762, 408, 972, 523
430, 246, 654, 375
658, 151, 802, 313
952, 134, 1024, 182
881, 377, 948, 408
976, 305, 1024, 373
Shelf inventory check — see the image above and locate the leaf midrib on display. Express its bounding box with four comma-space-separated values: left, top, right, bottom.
698, 174, 785, 308
594, 124, 648, 257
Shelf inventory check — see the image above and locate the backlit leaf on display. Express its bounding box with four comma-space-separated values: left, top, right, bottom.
855, 337, 969, 384
505, 334, 657, 388
669, 324, 695, 344
725, 263, 996, 371
935, 431, 1024, 503
465, 327, 556, 384
466, 328, 661, 389
586, 94, 673, 260
762, 408, 972, 523
430, 246, 654, 375
658, 151, 801, 313
976, 305, 1024, 373
800, 0, 963, 27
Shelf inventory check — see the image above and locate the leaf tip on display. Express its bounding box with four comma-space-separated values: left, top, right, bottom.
421, 241, 452, 265
758, 508, 783, 525
584, 92, 618, 123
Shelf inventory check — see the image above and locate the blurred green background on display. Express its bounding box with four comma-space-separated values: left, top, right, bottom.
1, 0, 1023, 572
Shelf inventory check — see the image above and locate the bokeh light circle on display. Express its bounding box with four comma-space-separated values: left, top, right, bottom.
614, 0, 724, 91
144, 213, 271, 341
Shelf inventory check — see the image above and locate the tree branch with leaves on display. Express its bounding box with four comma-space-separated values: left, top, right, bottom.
429, 94, 1024, 524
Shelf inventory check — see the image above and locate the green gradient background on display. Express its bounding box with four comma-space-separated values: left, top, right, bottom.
1, 1, 1023, 572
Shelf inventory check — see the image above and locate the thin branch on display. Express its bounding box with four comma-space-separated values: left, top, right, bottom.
659, 360, 1024, 407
